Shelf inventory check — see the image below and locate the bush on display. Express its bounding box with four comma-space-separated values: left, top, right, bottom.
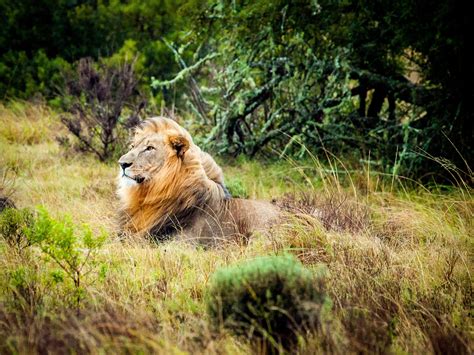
225, 177, 249, 198
22, 207, 107, 308
0, 50, 71, 99
0, 207, 34, 248
207, 255, 330, 352
60, 57, 144, 161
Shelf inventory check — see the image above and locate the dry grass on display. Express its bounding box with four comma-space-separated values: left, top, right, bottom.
0, 102, 472, 354
0, 101, 57, 145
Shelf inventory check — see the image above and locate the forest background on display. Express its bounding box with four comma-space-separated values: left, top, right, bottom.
1, 0, 471, 179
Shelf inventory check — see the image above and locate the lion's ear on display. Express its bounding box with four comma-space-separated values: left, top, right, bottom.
168, 134, 190, 158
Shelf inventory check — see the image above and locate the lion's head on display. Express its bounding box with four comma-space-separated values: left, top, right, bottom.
118, 118, 191, 185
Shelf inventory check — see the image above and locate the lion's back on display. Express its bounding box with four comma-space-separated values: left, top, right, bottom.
177, 198, 281, 246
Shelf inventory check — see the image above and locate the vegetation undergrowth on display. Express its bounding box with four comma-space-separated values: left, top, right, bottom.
0, 103, 472, 354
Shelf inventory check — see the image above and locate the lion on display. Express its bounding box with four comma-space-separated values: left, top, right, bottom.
117, 117, 280, 245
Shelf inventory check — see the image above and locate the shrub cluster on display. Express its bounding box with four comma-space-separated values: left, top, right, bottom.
207, 255, 330, 351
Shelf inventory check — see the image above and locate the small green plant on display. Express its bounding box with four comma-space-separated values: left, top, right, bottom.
24, 207, 107, 309
207, 255, 331, 352
0, 207, 34, 248
225, 177, 249, 198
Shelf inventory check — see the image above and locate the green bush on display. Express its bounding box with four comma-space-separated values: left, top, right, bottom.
225, 177, 249, 198
207, 255, 330, 351
23, 207, 107, 308
0, 50, 71, 99
0, 207, 34, 248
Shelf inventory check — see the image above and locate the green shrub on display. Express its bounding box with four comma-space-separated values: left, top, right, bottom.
0, 207, 34, 248
24, 207, 107, 308
225, 177, 249, 198
207, 255, 330, 351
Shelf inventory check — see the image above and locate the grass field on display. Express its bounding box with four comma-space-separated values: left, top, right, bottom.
0, 101, 472, 354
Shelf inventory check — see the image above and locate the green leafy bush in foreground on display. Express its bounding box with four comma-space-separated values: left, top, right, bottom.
0, 206, 107, 309
207, 255, 331, 351
24, 207, 106, 307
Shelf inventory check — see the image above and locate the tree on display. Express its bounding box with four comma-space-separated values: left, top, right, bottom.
169, 0, 471, 180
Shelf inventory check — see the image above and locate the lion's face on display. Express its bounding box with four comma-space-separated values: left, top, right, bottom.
118, 129, 189, 185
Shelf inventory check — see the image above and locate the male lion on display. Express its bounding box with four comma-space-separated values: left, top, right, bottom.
117, 117, 279, 245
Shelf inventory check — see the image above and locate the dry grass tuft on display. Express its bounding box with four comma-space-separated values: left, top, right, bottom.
274, 191, 369, 233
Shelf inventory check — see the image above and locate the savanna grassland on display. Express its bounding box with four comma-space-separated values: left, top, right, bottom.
0, 102, 472, 354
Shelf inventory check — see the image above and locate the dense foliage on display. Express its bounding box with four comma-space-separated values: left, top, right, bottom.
1, 0, 471, 180
169, 0, 472, 179
0, 0, 189, 99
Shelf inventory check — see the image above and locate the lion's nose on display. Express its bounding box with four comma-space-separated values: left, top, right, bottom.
120, 162, 132, 170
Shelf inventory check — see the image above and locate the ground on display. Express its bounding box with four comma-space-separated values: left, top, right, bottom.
0, 101, 472, 354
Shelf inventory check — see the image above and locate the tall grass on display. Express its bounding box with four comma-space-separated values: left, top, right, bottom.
0, 102, 472, 354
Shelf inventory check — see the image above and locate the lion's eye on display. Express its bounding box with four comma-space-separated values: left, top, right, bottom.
145, 146, 155, 151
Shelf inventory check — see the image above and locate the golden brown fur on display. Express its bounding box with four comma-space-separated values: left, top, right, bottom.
117, 117, 279, 244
